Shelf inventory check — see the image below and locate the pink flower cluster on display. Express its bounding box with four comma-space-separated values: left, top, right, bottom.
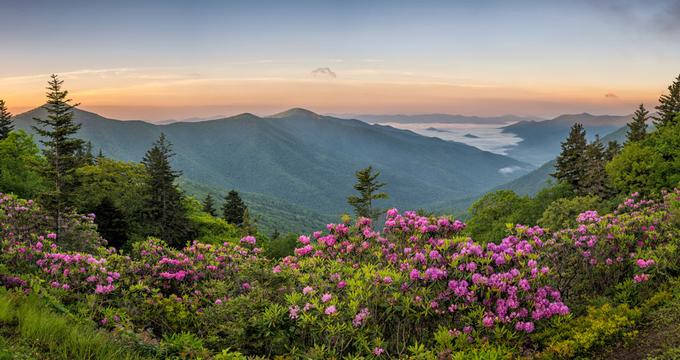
282, 210, 569, 337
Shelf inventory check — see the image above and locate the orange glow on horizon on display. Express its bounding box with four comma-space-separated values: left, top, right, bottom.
1, 70, 665, 121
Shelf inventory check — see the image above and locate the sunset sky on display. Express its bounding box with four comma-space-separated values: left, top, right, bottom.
1, 0, 679, 121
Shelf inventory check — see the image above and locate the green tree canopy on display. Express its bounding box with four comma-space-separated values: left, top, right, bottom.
92, 197, 129, 250
0, 99, 13, 140
654, 73, 680, 128
607, 115, 680, 195
223, 190, 246, 226
0, 130, 46, 198
538, 195, 606, 230
347, 166, 389, 220
626, 103, 649, 143
74, 157, 148, 243
31, 75, 85, 233
202, 194, 217, 216
552, 123, 587, 191
465, 190, 533, 244
141, 133, 194, 248
580, 136, 612, 198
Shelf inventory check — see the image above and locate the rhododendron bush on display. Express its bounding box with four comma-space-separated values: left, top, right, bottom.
545, 190, 680, 304
276, 211, 568, 356
1, 191, 679, 358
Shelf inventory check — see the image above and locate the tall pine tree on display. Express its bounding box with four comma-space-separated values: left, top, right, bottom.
202, 194, 217, 216
141, 133, 193, 248
552, 123, 587, 190
580, 135, 610, 198
32, 75, 85, 234
347, 166, 389, 220
222, 190, 246, 226
626, 103, 648, 143
0, 99, 13, 140
654, 73, 680, 128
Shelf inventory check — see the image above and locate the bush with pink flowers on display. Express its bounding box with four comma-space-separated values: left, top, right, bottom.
545, 190, 680, 305
2, 190, 680, 358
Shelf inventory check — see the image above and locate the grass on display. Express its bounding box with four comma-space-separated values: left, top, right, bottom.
0, 289, 150, 360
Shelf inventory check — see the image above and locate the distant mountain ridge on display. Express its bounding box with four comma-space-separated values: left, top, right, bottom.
500, 113, 633, 166
13, 106, 532, 231
334, 114, 544, 125
495, 122, 633, 196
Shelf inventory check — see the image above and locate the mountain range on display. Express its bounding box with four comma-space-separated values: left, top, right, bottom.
500, 113, 632, 166
337, 114, 543, 125
496, 122, 632, 196
13, 107, 532, 232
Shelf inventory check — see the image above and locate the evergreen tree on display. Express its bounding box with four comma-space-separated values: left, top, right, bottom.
552, 123, 587, 190
32, 75, 85, 234
241, 207, 257, 235
202, 194, 217, 216
654, 73, 680, 128
0, 99, 13, 140
93, 197, 129, 250
347, 166, 389, 220
580, 135, 610, 198
141, 133, 193, 248
605, 140, 621, 162
222, 190, 246, 226
626, 103, 648, 143
96, 148, 105, 163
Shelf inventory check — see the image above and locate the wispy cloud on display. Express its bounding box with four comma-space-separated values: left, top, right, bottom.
604, 93, 618, 99
0, 68, 135, 84
311, 67, 337, 79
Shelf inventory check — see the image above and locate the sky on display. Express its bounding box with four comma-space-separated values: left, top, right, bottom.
1, 0, 679, 121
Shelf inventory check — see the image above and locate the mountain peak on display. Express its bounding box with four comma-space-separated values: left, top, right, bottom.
269, 108, 319, 118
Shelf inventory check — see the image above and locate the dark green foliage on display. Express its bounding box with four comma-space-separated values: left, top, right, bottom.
73, 158, 148, 244
223, 190, 246, 226
0, 130, 46, 199
92, 197, 129, 249
605, 140, 621, 161
553, 123, 588, 191
141, 133, 194, 248
264, 232, 299, 259
607, 115, 680, 195
31, 75, 85, 234
240, 207, 257, 235
465, 190, 532, 243
184, 197, 242, 245
0, 99, 13, 140
347, 166, 389, 220
76, 141, 95, 166
202, 194, 217, 216
538, 195, 606, 230
580, 135, 612, 198
654, 74, 680, 128
465, 183, 574, 243
627, 103, 649, 143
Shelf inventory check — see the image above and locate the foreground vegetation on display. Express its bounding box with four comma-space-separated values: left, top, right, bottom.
1, 188, 679, 358
1, 74, 679, 358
